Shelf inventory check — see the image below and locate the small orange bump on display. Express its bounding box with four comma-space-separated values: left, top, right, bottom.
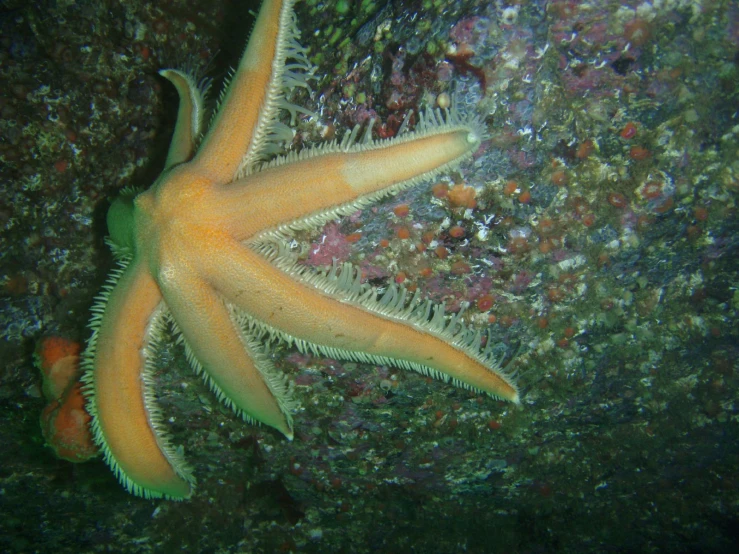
418, 267, 433, 278
379, 238, 390, 248
537, 317, 549, 329
576, 139, 594, 159
641, 181, 662, 199
447, 184, 477, 209
393, 204, 410, 217
518, 190, 532, 204
572, 197, 589, 215
507, 236, 529, 254
636, 215, 652, 231
538, 218, 556, 236
396, 227, 411, 239
607, 192, 627, 208
551, 170, 568, 186
432, 183, 449, 199
620, 122, 637, 139
421, 231, 435, 244
476, 294, 494, 311
450, 260, 470, 274
563, 326, 576, 338
629, 145, 650, 160
346, 232, 362, 243
504, 180, 518, 195
547, 287, 565, 302
435, 246, 449, 259
499, 315, 514, 327
449, 225, 465, 238
582, 213, 595, 227
320, 122, 337, 140
395, 272, 407, 284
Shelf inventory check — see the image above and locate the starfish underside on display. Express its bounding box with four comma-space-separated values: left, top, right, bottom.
81, 0, 520, 499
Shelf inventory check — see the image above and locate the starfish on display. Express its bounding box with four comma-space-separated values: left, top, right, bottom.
81, 0, 520, 500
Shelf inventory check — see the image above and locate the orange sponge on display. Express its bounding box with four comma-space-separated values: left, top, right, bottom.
40, 381, 98, 463
35, 336, 98, 463
35, 337, 82, 401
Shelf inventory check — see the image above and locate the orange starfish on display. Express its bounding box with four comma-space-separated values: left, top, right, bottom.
82, 0, 519, 500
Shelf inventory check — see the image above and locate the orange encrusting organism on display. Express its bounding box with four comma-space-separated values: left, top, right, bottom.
36, 336, 81, 401
36, 337, 98, 463
447, 183, 477, 209
40, 382, 98, 463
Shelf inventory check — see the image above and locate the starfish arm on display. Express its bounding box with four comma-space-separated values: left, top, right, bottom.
158, 263, 294, 438
205, 242, 519, 402
194, 0, 300, 182
82, 259, 194, 499
159, 69, 206, 168
216, 113, 484, 241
